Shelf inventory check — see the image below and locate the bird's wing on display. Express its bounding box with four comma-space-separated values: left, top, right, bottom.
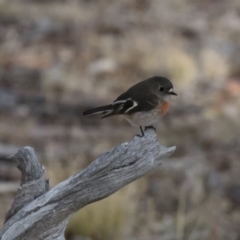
112, 90, 159, 114
102, 80, 158, 118
101, 97, 134, 118
101, 92, 158, 118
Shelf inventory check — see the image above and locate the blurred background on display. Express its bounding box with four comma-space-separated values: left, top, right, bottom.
0, 0, 240, 239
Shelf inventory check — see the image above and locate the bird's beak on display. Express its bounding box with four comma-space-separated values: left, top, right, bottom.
168, 91, 177, 96
167, 88, 177, 95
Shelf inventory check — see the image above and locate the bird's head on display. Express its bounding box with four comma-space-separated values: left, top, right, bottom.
151, 76, 177, 101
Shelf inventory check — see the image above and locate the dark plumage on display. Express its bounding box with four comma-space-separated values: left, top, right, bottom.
83, 76, 177, 135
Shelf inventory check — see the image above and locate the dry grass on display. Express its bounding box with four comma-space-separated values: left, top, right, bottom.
1, 0, 240, 239
200, 48, 229, 82
66, 185, 136, 240
163, 47, 197, 90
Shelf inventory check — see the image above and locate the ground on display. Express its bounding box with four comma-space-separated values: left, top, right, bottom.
0, 0, 240, 240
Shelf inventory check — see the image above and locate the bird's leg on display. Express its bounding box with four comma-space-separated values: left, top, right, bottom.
144, 125, 156, 132
136, 126, 144, 137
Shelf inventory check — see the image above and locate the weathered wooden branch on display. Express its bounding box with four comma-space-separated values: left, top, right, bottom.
0, 129, 175, 240
4, 147, 49, 223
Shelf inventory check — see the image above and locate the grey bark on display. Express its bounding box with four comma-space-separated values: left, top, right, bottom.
0, 129, 175, 240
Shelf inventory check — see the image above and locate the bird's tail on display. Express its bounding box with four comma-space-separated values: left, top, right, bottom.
83, 104, 113, 116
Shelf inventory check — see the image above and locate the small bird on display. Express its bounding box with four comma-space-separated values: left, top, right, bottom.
83, 76, 177, 136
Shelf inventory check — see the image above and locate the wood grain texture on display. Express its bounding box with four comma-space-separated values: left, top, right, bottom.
0, 129, 175, 240
4, 146, 48, 223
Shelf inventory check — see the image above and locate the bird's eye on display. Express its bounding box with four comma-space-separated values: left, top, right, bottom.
159, 87, 165, 92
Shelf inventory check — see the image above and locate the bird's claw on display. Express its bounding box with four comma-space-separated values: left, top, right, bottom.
135, 134, 144, 138
144, 126, 156, 132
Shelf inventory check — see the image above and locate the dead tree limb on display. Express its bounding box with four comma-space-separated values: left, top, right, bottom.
0, 129, 175, 240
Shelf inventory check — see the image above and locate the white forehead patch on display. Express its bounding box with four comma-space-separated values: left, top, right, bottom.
168, 88, 173, 92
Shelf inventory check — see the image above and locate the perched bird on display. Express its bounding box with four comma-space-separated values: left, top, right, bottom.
83, 76, 177, 136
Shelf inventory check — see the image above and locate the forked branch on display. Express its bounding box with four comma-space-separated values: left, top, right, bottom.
0, 129, 175, 240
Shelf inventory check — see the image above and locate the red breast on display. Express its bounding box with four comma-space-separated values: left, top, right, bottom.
160, 102, 169, 117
